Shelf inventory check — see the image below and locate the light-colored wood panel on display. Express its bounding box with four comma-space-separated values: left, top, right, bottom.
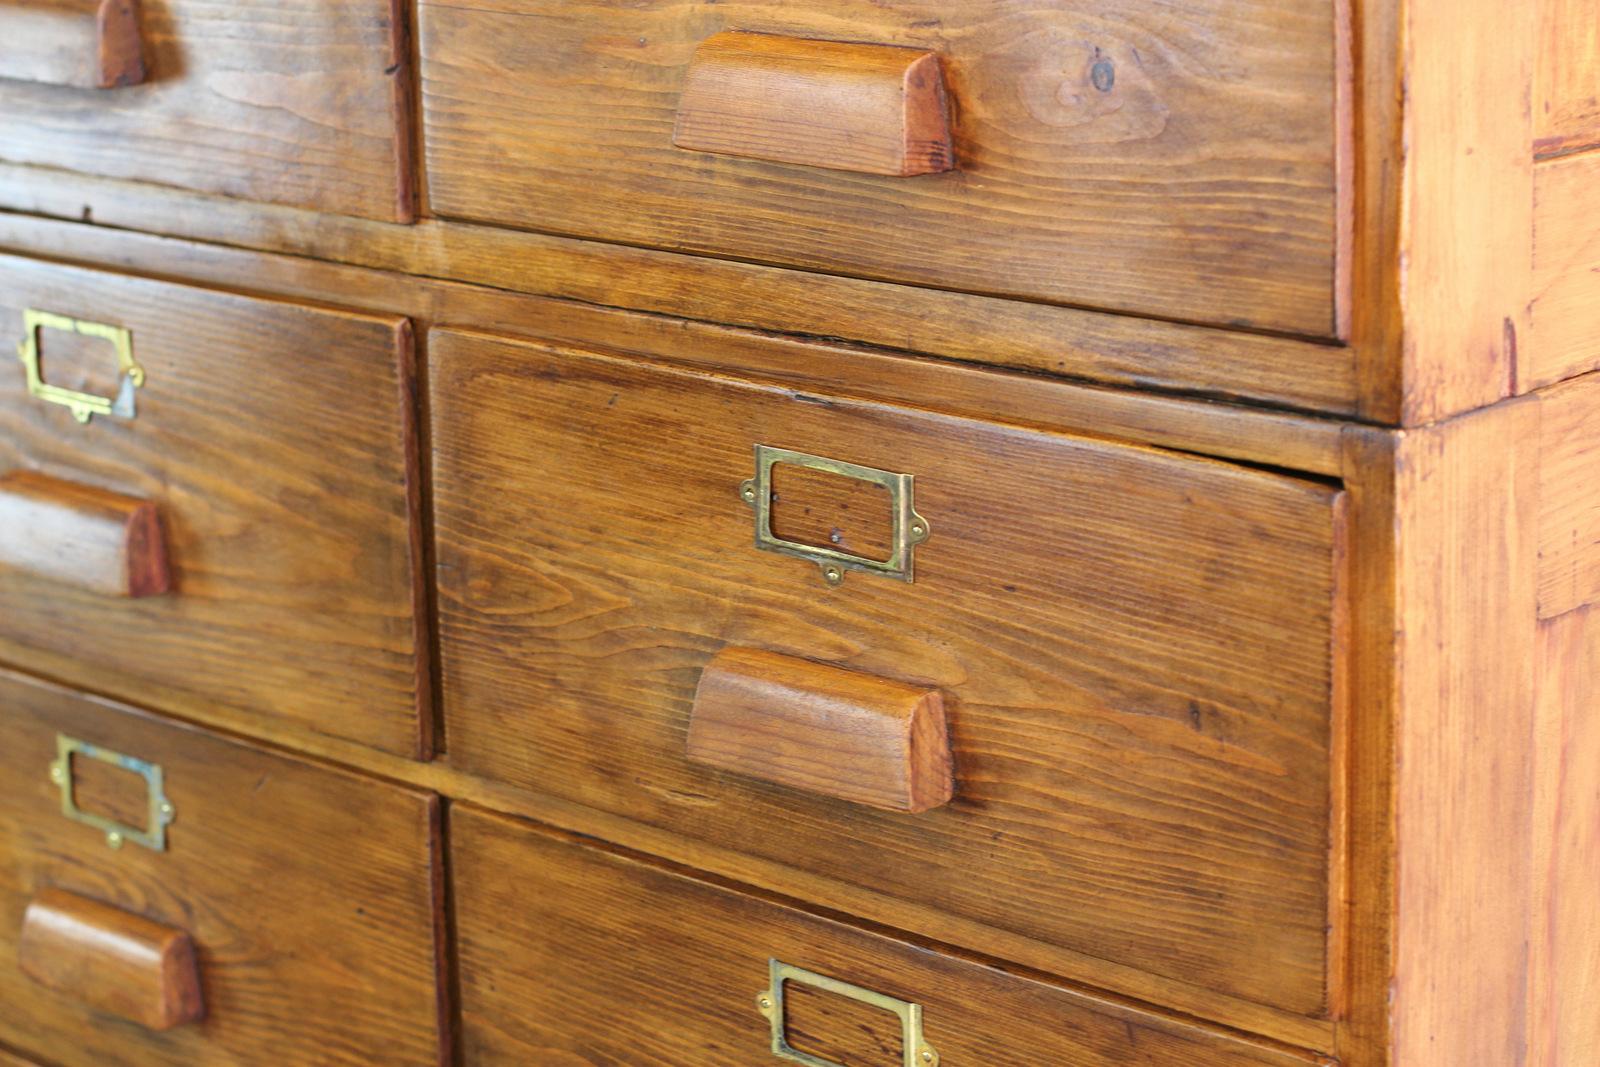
451, 807, 1325, 1066
1388, 399, 1540, 1065
1536, 375, 1600, 618
1394, 0, 1535, 424
1536, 0, 1600, 157
433, 329, 1347, 1015
419, 0, 1345, 337
0, 163, 1364, 417
0, 0, 411, 220
0, 255, 427, 758
1529, 152, 1600, 391
1529, 606, 1600, 1066
0, 671, 445, 1066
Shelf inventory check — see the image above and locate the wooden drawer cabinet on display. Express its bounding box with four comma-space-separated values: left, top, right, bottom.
0, 257, 427, 758
430, 328, 1348, 1016
418, 0, 1346, 337
452, 805, 1313, 1067
0, 0, 413, 220
0, 668, 444, 1066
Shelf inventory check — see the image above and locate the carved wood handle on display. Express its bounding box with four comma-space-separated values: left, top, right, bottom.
0, 0, 146, 89
673, 31, 954, 178
18, 889, 204, 1031
0, 470, 171, 597
687, 647, 954, 813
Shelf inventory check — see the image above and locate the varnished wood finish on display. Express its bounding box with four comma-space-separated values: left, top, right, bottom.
0, 165, 1365, 418
0, 670, 444, 1067
1536, 0, 1600, 157
1530, 605, 1600, 1066
0, 0, 412, 220
687, 647, 953, 814
420, 0, 1346, 338
0, 257, 427, 758
451, 807, 1323, 1067
674, 32, 953, 178
0, 470, 169, 598
1536, 376, 1600, 619
0, 0, 145, 90
432, 329, 1348, 1015
19, 888, 203, 1032
1529, 151, 1600, 393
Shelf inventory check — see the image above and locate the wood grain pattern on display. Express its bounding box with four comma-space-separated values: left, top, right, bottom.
0, 163, 1366, 418
420, 0, 1345, 337
432, 329, 1348, 1015
1393, 0, 1535, 424
0, 668, 445, 1067
1536, 375, 1600, 619
451, 807, 1324, 1066
674, 32, 952, 178
0, 256, 427, 758
1529, 151, 1600, 392
0, 0, 145, 90
1387, 400, 1541, 1066
0, 470, 168, 597
687, 647, 953, 814
19, 888, 203, 1032
0, 0, 412, 220
1529, 606, 1600, 1066
1536, 0, 1600, 157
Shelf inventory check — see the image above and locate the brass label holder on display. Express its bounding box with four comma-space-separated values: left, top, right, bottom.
740, 445, 930, 587
17, 310, 143, 424
757, 960, 940, 1067
49, 735, 174, 851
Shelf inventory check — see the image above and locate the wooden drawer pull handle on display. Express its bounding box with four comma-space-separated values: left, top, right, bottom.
0, 470, 171, 597
673, 31, 954, 178
0, 0, 146, 89
687, 647, 954, 813
18, 888, 204, 1031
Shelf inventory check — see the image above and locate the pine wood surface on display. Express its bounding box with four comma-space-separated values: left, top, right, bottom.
0, 0, 146, 90
686, 647, 955, 814
1536, 0, 1600, 157
450, 806, 1327, 1067
0, 470, 169, 598
1530, 151, 1600, 393
672, 32, 954, 177
0, 256, 428, 758
0, 0, 412, 220
431, 329, 1347, 1016
419, 0, 1344, 338
0, 668, 445, 1067
18, 888, 205, 1032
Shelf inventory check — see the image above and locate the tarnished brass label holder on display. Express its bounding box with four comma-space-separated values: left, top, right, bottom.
17, 310, 143, 423
740, 445, 930, 587
49, 735, 174, 851
756, 960, 940, 1067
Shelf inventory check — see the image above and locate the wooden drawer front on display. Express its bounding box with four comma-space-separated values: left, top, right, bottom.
0, 670, 443, 1067
0, 256, 425, 757
453, 807, 1317, 1066
0, 0, 411, 220
431, 329, 1348, 1016
419, 0, 1345, 338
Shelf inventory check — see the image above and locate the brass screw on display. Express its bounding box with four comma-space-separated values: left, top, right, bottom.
48, 763, 65, 785
912, 523, 926, 537
106, 831, 123, 850
756, 994, 774, 1012
159, 802, 175, 820
919, 1048, 937, 1065
823, 566, 844, 586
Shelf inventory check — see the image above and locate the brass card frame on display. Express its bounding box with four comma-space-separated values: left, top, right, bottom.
740, 445, 930, 586
756, 960, 940, 1067
49, 735, 174, 851
16, 309, 143, 423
